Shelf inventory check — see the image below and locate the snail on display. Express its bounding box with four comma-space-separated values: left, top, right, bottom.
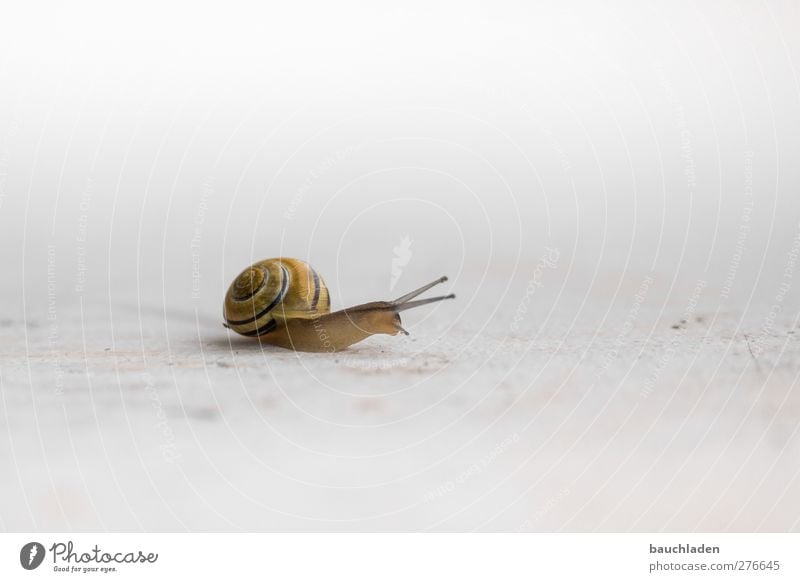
223, 258, 454, 352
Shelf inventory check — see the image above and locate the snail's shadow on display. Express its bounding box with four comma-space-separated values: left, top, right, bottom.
203, 333, 357, 358
202, 334, 394, 361
204, 335, 287, 354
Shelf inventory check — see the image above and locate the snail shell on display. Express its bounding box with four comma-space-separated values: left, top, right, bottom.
223, 258, 330, 338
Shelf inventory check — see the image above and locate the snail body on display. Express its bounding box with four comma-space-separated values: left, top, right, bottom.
223, 258, 454, 352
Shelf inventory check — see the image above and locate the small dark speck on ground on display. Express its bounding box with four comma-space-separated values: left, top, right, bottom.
169, 406, 219, 420
188, 407, 219, 420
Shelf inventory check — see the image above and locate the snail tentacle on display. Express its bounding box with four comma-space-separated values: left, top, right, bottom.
391, 276, 448, 305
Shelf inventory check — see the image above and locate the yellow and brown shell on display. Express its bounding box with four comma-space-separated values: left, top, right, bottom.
222, 258, 330, 338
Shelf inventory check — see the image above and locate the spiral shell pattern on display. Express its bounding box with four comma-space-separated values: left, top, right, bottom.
223, 258, 330, 337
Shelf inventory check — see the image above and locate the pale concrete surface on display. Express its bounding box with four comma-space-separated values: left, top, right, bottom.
2, 275, 798, 532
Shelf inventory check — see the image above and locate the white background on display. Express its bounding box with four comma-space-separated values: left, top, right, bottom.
1, 1, 799, 532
